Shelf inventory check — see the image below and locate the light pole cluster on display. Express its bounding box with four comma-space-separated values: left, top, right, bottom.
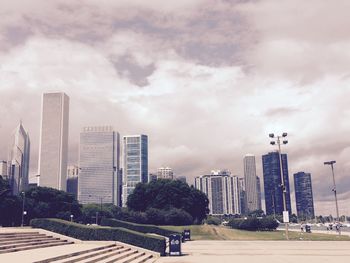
269, 132, 289, 240
324, 160, 341, 235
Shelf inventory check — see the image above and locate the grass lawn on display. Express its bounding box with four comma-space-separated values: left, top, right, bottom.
159, 224, 350, 241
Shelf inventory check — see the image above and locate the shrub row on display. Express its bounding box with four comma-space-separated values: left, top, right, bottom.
228, 217, 279, 231
101, 218, 181, 237
30, 218, 166, 255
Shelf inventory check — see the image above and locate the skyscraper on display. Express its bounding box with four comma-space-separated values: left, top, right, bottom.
195, 170, 240, 215
38, 92, 69, 191
78, 126, 120, 205
0, 161, 7, 178
244, 154, 259, 212
157, 167, 174, 179
67, 165, 79, 199
8, 122, 30, 195
122, 135, 148, 207
256, 176, 262, 211
294, 172, 315, 220
238, 177, 246, 215
262, 151, 292, 215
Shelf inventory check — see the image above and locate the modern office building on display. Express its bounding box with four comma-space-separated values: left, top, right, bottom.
8, 122, 30, 195
122, 135, 148, 207
38, 92, 69, 191
256, 176, 262, 211
244, 154, 259, 212
157, 167, 174, 180
195, 170, 240, 215
262, 151, 292, 215
67, 165, 79, 198
0, 161, 8, 178
238, 177, 246, 215
294, 172, 315, 220
78, 126, 120, 205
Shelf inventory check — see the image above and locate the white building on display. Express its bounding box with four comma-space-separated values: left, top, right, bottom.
38, 92, 69, 191
157, 167, 174, 179
122, 135, 148, 207
8, 122, 30, 195
78, 126, 120, 205
195, 170, 240, 215
0, 161, 8, 178
244, 154, 259, 212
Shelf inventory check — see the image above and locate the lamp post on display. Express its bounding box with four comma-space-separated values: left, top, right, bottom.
269, 132, 289, 240
324, 160, 340, 235
21, 191, 25, 227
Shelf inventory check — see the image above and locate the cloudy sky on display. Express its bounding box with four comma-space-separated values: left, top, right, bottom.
0, 0, 349, 215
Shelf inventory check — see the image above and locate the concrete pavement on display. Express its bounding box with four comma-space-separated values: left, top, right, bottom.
157, 240, 350, 263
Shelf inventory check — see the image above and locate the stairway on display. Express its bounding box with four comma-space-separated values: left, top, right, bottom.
0, 231, 74, 254
34, 243, 155, 263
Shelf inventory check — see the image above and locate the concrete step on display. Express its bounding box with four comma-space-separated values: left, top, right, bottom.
119, 251, 145, 263
34, 244, 119, 263
73, 247, 133, 263
0, 232, 40, 236
0, 234, 50, 242
131, 253, 154, 263
0, 238, 64, 250
0, 240, 74, 254
95, 249, 139, 263
0, 236, 60, 246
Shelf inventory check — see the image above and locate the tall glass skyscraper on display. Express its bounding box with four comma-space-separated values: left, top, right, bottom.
122, 135, 148, 207
38, 92, 69, 191
244, 154, 259, 212
8, 122, 30, 195
294, 172, 315, 220
256, 176, 262, 211
262, 151, 292, 215
195, 170, 240, 215
78, 126, 120, 205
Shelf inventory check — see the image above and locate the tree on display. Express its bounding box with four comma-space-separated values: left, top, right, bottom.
0, 176, 22, 226
127, 179, 209, 224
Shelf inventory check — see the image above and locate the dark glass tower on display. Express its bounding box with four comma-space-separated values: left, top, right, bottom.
262, 152, 292, 216
294, 172, 315, 220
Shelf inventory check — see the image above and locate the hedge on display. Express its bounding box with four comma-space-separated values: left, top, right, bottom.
30, 218, 166, 255
101, 218, 181, 237
228, 217, 279, 231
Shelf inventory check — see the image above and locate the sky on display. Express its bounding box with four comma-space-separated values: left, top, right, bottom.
0, 0, 349, 216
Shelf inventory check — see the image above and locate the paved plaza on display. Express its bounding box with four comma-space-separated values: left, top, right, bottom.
157, 240, 350, 263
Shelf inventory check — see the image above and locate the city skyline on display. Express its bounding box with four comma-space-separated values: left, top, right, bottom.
0, 1, 349, 215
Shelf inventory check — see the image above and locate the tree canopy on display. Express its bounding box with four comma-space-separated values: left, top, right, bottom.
127, 179, 209, 223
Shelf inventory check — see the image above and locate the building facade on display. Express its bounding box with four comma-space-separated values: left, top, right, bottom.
294, 172, 315, 220
244, 154, 259, 212
262, 151, 292, 216
256, 176, 262, 211
8, 122, 30, 195
157, 167, 174, 179
78, 126, 120, 205
238, 177, 246, 215
195, 170, 240, 215
38, 92, 69, 191
67, 165, 79, 199
0, 161, 8, 179
122, 135, 148, 207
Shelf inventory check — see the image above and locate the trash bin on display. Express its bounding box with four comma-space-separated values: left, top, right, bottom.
183, 229, 191, 241
305, 225, 311, 233
169, 234, 182, 256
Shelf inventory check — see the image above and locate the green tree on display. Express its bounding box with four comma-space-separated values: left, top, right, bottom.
127, 179, 209, 224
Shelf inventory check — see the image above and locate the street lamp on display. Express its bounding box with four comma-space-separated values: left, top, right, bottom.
324, 160, 340, 235
269, 132, 289, 240
21, 191, 26, 227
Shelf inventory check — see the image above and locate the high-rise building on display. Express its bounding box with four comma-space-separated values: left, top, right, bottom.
67, 165, 79, 199
256, 176, 262, 211
244, 154, 259, 212
78, 126, 120, 205
8, 122, 30, 195
122, 135, 148, 207
38, 92, 69, 191
238, 177, 246, 215
0, 161, 8, 178
262, 151, 292, 216
294, 172, 315, 220
195, 170, 240, 215
157, 167, 174, 179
